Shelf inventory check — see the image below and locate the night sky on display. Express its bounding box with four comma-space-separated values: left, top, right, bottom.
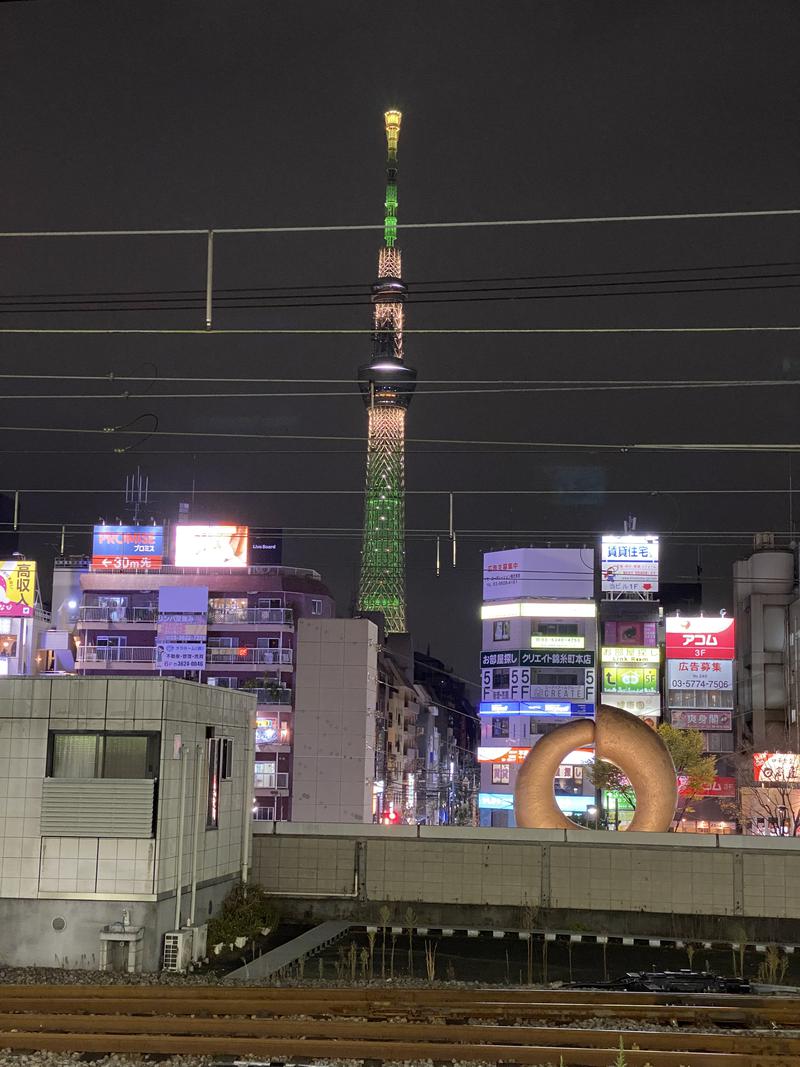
2, 1, 799, 682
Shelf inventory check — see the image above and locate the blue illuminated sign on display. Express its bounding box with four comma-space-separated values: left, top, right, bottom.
479, 700, 592, 717
478, 792, 515, 810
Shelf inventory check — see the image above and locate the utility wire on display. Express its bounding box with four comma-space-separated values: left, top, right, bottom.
2, 205, 800, 238
1, 259, 797, 301
0, 326, 799, 335
4, 380, 800, 400
0, 374, 795, 386
0, 424, 799, 452
2, 486, 797, 496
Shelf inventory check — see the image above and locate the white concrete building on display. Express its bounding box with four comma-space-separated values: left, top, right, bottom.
0, 676, 254, 971
291, 618, 378, 822
733, 535, 796, 749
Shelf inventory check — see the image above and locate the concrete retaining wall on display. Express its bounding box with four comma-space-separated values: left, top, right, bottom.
251, 823, 800, 942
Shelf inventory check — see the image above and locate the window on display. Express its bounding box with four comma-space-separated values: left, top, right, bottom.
533, 671, 579, 687
258, 598, 282, 609
311, 599, 323, 616
492, 668, 510, 689
536, 623, 578, 636
256, 636, 280, 649
254, 761, 277, 789
493, 620, 510, 641
221, 737, 233, 780
206, 730, 234, 828
49, 732, 159, 779
208, 637, 237, 649
208, 676, 237, 689
491, 717, 509, 738
492, 764, 510, 784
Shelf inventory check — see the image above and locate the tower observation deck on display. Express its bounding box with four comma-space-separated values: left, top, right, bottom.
356, 110, 417, 633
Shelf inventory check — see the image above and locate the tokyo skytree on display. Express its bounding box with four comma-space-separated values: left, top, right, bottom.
356, 110, 417, 633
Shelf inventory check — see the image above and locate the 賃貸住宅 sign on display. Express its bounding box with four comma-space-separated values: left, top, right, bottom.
600, 535, 659, 593
0, 560, 36, 618
481, 649, 594, 668
666, 616, 735, 659
666, 659, 733, 691
483, 547, 595, 601
92, 525, 164, 570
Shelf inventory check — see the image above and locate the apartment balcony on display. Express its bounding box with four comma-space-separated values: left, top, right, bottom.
253, 769, 289, 793
251, 687, 293, 706
206, 648, 293, 669
77, 646, 158, 668
79, 606, 158, 625
207, 607, 294, 627
76, 646, 293, 670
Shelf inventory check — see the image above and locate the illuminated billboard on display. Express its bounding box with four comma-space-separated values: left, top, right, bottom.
530, 633, 585, 649
481, 601, 596, 620
601, 646, 659, 665
0, 560, 36, 618
92, 525, 163, 571
477, 746, 531, 763
174, 525, 249, 568
753, 752, 800, 783
667, 659, 732, 691
602, 665, 658, 694
483, 548, 595, 601
601, 535, 659, 593
666, 616, 735, 660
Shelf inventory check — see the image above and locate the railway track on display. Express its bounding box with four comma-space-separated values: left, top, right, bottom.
0, 984, 797, 1066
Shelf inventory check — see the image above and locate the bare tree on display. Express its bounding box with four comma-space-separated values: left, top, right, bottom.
723, 739, 800, 836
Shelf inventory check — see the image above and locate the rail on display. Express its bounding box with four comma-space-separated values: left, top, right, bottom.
0, 985, 795, 1065
207, 607, 293, 625
76, 646, 294, 667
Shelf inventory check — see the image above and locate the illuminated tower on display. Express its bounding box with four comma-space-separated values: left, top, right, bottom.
356, 110, 417, 633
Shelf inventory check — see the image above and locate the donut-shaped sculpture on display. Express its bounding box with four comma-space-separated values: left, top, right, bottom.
514, 704, 677, 832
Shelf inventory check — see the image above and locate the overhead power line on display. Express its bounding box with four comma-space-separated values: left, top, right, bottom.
1, 259, 797, 302
1, 325, 799, 335
2, 486, 797, 496
1, 205, 799, 239
0, 424, 799, 452
3, 379, 800, 400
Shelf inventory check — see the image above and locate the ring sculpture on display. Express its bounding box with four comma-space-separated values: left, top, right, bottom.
514, 704, 677, 832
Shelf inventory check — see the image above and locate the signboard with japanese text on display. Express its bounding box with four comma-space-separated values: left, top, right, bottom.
678, 775, 736, 798
666, 616, 735, 660
174, 525, 249, 568
155, 641, 206, 670
601, 646, 659, 665
479, 700, 590, 716
602, 665, 659, 694
753, 752, 800, 783
670, 708, 733, 731
478, 745, 531, 763
483, 547, 594, 601
530, 633, 585, 649
667, 658, 733, 691
481, 649, 594, 669
481, 665, 591, 702
601, 535, 659, 593
0, 560, 36, 618
92, 525, 163, 571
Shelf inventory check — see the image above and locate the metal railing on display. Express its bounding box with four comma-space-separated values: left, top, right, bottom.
207, 607, 294, 626
206, 647, 293, 666
253, 770, 289, 791
251, 687, 293, 706
77, 646, 157, 664
79, 605, 158, 623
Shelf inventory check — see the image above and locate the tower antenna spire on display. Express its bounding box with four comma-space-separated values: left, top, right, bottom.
356, 110, 417, 634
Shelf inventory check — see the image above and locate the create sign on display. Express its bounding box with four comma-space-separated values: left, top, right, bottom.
666, 617, 735, 660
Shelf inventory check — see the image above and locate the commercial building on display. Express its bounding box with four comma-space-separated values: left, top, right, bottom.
63, 523, 335, 821
0, 676, 253, 971
0, 558, 52, 678
477, 547, 598, 827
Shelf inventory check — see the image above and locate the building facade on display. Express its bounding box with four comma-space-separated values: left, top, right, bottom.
68, 561, 335, 821
0, 676, 253, 971
478, 548, 598, 827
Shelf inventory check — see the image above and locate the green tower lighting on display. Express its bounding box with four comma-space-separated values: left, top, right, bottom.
356, 110, 417, 633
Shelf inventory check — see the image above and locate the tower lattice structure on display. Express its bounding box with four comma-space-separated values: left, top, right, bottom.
356, 110, 417, 633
